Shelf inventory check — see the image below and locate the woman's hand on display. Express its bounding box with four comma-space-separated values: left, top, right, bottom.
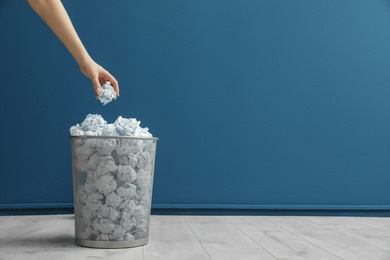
27, 0, 119, 99
79, 58, 120, 99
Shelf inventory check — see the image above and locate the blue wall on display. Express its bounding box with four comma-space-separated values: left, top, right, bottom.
1, 0, 390, 213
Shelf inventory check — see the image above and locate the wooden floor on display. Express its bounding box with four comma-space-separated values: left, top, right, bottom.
1, 214, 390, 259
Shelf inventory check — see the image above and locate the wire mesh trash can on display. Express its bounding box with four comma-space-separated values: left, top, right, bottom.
70, 135, 158, 248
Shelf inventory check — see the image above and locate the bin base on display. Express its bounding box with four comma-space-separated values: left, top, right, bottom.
75, 237, 148, 249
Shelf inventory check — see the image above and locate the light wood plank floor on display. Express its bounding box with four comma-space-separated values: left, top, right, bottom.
1, 214, 390, 259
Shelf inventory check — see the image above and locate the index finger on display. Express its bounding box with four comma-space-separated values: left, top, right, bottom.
110, 77, 119, 97
92, 77, 102, 99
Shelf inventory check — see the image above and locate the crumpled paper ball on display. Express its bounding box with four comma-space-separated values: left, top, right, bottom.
72, 114, 107, 135
70, 114, 152, 137
98, 82, 117, 105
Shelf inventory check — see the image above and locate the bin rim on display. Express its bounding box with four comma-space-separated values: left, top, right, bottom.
70, 135, 158, 141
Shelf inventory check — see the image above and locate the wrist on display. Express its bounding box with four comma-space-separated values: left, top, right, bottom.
77, 54, 94, 68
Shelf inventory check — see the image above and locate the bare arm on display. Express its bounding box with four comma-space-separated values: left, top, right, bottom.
27, 0, 119, 98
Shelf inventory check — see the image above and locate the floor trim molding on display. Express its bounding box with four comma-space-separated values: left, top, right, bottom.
1, 203, 390, 216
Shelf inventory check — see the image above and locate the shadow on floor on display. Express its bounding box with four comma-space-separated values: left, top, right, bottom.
4, 234, 77, 249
